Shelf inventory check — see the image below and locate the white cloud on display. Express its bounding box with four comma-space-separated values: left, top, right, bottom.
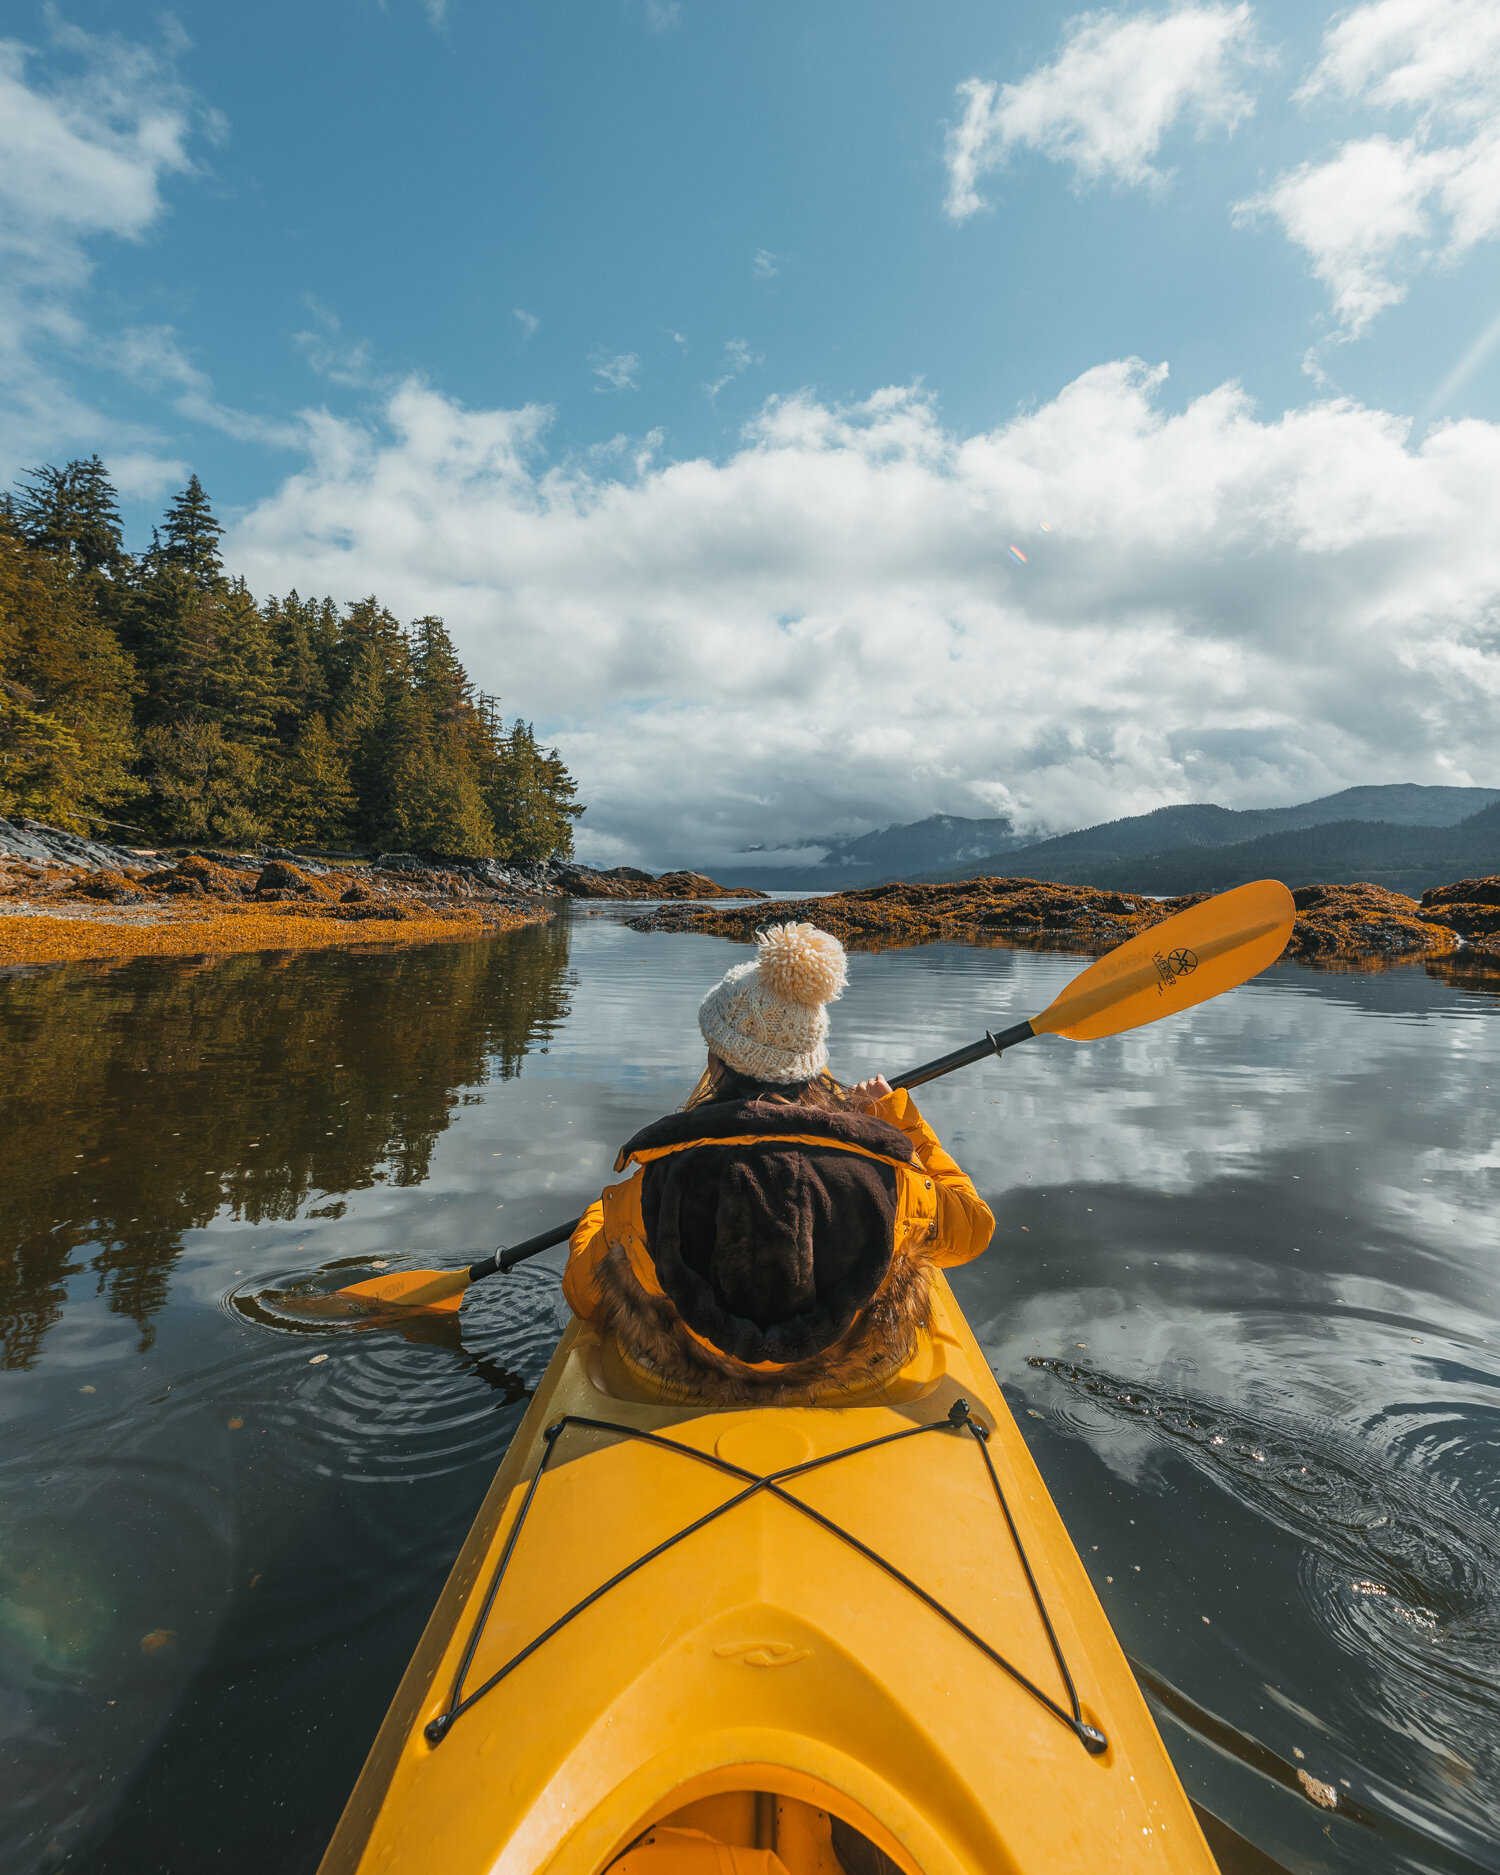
752, 248, 779, 279
104, 450, 189, 499
109, 324, 303, 446
643, 0, 682, 32
226, 363, 1500, 868
945, 3, 1258, 218
513, 307, 540, 339
591, 350, 640, 392
1252, 0, 1500, 335
704, 336, 761, 400
0, 20, 203, 475
1296, 0, 1500, 123
1237, 135, 1449, 335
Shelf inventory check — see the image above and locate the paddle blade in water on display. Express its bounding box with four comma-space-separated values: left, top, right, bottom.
330, 1268, 470, 1313
1031, 879, 1295, 1042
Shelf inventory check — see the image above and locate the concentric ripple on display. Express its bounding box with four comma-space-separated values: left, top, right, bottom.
222, 1257, 567, 1486
1031, 1356, 1500, 1838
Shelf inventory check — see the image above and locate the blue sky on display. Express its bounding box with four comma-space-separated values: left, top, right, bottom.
6, 0, 1500, 863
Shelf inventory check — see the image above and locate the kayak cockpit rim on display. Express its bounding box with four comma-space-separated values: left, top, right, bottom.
422, 1396, 1109, 1759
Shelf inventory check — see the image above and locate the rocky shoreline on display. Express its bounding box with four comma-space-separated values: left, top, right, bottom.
626, 875, 1500, 969
0, 819, 765, 968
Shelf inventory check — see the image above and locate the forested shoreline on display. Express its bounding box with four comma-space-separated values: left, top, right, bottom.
0, 459, 582, 859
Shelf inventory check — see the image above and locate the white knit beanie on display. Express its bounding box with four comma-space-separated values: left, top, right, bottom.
698, 922, 849, 1084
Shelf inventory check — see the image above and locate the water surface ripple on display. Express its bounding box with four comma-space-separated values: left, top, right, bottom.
0, 912, 1496, 1875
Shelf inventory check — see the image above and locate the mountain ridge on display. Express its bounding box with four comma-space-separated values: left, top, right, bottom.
718, 786, 1500, 893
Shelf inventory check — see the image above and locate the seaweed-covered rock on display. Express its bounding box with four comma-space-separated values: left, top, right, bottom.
627, 878, 1186, 950
1288, 883, 1458, 960
1417, 875, 1500, 937
144, 856, 249, 900
552, 862, 764, 900
254, 860, 338, 901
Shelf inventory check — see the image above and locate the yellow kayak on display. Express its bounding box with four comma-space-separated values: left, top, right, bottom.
319, 1274, 1217, 1875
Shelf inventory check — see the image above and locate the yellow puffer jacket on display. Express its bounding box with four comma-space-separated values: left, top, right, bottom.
563, 1088, 994, 1391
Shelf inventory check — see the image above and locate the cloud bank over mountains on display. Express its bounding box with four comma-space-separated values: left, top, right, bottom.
5, 5, 1500, 867
228, 363, 1500, 867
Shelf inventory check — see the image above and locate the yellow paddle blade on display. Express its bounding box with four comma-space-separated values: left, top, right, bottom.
331, 1267, 470, 1312
1031, 878, 1295, 1042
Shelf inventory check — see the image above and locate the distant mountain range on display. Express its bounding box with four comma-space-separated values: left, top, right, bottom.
725, 813, 1030, 890
719, 786, 1500, 897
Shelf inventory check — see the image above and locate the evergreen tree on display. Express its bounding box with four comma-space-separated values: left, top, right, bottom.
273, 712, 357, 846
0, 517, 139, 829
138, 720, 266, 846
485, 719, 582, 863
15, 457, 128, 576
410, 615, 471, 714
159, 474, 223, 588
3, 463, 586, 856
264, 591, 336, 733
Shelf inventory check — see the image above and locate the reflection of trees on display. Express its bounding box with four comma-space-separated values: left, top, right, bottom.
0, 919, 573, 1367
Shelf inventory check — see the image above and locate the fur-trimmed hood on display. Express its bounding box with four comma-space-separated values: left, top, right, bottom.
616, 1099, 916, 1369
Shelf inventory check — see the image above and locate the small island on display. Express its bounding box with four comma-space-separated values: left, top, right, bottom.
627, 875, 1500, 969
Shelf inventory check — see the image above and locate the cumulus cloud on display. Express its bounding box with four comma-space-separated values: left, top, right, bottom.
0, 19, 207, 475
945, 3, 1258, 217
1248, 0, 1500, 335
591, 350, 640, 392
225, 363, 1500, 868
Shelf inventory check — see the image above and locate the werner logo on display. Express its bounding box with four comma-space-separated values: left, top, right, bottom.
1152, 946, 1198, 993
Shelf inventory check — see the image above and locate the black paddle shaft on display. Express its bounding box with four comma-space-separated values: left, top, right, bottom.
466, 1018, 1036, 1284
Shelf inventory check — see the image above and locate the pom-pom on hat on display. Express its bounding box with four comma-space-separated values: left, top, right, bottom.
698, 922, 848, 1084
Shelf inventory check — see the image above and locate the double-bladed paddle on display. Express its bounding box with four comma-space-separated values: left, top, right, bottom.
325, 877, 1294, 1317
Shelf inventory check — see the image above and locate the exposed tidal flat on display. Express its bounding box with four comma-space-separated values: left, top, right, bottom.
1, 909, 1498, 1875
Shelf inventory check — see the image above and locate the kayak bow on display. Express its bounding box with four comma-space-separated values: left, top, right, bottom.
319, 1277, 1217, 1875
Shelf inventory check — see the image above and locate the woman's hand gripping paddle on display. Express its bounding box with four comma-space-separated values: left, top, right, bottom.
325, 877, 1294, 1317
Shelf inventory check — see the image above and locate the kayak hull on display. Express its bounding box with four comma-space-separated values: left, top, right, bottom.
319, 1275, 1215, 1875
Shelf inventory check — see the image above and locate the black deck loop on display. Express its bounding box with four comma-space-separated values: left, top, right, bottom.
426, 1405, 1108, 1761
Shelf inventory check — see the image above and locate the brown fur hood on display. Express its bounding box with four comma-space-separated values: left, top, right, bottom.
605, 1097, 928, 1391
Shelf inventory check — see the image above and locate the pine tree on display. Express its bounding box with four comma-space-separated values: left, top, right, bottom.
139, 720, 266, 846
485, 720, 582, 863
410, 615, 471, 714
0, 516, 139, 829
159, 474, 224, 588
273, 713, 357, 846
15, 457, 128, 576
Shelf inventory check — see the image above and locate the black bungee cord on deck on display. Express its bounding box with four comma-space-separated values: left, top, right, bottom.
423, 1397, 1108, 1758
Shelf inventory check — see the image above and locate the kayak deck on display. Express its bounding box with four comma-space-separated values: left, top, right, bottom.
319, 1275, 1216, 1875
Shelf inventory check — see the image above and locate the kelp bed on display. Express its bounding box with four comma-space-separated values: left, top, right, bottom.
0, 855, 550, 968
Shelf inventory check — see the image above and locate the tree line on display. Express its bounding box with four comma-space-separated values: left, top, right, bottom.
0, 458, 582, 860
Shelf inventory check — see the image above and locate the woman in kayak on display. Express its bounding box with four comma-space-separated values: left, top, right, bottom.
563, 922, 994, 1397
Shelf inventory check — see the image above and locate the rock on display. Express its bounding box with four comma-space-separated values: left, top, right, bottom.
627, 878, 1181, 948
550, 861, 765, 900
1423, 875, 1500, 909
145, 856, 252, 900
0, 816, 165, 874
1288, 882, 1459, 960
1417, 874, 1500, 939
254, 860, 338, 901
374, 853, 430, 873
626, 874, 1469, 965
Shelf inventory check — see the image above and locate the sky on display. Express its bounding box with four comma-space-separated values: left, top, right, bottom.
5, 0, 1500, 867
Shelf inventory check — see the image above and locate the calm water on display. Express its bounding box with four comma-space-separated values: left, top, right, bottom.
1, 910, 1498, 1875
